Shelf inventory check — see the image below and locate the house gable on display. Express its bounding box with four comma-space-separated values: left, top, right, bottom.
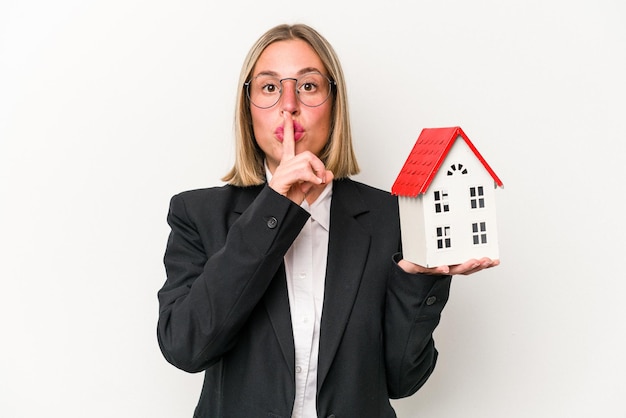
391, 126, 503, 197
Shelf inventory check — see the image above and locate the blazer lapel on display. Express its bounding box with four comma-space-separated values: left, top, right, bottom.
317, 179, 372, 389
264, 268, 296, 379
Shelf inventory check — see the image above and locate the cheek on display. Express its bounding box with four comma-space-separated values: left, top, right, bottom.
250, 111, 274, 145
250, 110, 264, 132
311, 106, 333, 133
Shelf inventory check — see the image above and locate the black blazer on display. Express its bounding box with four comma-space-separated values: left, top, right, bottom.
157, 178, 452, 418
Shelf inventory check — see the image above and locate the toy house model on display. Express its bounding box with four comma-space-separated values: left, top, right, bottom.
391, 127, 503, 267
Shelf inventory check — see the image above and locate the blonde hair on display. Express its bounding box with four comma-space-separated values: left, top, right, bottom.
222, 23, 360, 186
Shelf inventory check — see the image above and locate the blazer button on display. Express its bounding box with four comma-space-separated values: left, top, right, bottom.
327, 415, 336, 418
426, 296, 437, 306
267, 217, 278, 229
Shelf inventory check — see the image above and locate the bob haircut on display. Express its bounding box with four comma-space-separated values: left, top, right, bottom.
222, 23, 360, 186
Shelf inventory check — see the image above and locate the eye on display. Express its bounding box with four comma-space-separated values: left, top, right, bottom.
261, 81, 280, 94
253, 76, 281, 95
299, 81, 318, 93
298, 73, 327, 94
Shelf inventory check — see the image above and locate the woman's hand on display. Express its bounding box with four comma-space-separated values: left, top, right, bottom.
398, 257, 500, 276
269, 112, 334, 205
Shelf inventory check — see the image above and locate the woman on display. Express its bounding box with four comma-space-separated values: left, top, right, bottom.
157, 23, 497, 418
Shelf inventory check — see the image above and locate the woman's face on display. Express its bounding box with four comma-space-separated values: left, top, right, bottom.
250, 39, 333, 174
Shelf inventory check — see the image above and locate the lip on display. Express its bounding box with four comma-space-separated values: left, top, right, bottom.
275, 121, 305, 142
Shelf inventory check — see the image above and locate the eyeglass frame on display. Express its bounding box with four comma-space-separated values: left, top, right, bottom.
244, 71, 336, 109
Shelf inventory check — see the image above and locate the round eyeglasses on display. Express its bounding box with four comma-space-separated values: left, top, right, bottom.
245, 71, 335, 109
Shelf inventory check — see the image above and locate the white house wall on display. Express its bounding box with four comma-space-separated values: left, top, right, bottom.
425, 137, 500, 266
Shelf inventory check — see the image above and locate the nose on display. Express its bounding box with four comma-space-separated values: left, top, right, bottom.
279, 78, 299, 114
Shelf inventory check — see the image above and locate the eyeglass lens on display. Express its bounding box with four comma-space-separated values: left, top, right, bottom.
247, 72, 332, 108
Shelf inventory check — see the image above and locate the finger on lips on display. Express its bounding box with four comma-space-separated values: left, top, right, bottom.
280, 112, 326, 185
281, 112, 295, 161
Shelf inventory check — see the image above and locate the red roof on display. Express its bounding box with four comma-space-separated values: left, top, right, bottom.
391, 127, 503, 197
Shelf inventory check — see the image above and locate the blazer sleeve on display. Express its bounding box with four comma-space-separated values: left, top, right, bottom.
384, 253, 452, 399
157, 186, 309, 373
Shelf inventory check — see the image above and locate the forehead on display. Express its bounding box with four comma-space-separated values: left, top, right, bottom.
254, 39, 325, 77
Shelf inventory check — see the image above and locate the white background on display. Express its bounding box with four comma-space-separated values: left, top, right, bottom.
1, 0, 625, 417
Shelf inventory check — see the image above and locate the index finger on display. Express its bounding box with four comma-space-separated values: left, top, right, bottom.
281, 111, 295, 161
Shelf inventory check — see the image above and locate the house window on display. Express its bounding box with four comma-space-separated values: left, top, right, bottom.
470, 186, 485, 209
472, 222, 488, 245
436, 226, 452, 249
433, 190, 449, 213
447, 163, 468, 176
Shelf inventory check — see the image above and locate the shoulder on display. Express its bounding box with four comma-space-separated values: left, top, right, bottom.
170, 184, 230, 208
168, 184, 263, 217
172, 184, 236, 202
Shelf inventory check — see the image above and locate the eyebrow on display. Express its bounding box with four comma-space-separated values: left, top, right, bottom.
253, 67, 324, 78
